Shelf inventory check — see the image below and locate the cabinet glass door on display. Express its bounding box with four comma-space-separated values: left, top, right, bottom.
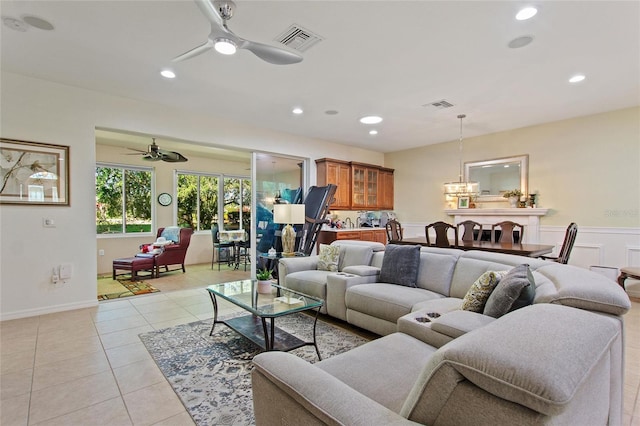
366, 169, 378, 207
352, 167, 365, 207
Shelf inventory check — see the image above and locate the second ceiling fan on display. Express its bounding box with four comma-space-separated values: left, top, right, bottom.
173, 0, 303, 65
126, 139, 188, 163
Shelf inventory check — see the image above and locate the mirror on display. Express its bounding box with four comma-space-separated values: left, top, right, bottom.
464, 155, 528, 201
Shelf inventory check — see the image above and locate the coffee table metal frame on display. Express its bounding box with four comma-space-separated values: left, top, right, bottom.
207, 280, 324, 360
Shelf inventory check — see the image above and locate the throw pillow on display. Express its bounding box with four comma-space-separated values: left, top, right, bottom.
461, 271, 506, 313
378, 244, 421, 287
317, 244, 340, 272
483, 264, 536, 318
160, 226, 181, 243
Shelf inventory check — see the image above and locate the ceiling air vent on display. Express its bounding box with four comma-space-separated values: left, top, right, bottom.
275, 24, 323, 52
424, 100, 455, 109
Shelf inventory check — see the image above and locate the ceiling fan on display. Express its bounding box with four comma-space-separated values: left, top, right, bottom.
172, 0, 303, 65
126, 139, 188, 163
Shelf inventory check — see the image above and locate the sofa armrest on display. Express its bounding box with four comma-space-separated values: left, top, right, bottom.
429, 310, 496, 339
342, 265, 380, 277
278, 256, 319, 280
326, 273, 378, 321
252, 352, 419, 426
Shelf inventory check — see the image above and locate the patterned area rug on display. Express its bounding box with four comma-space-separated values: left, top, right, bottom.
139, 313, 370, 425
97, 279, 160, 301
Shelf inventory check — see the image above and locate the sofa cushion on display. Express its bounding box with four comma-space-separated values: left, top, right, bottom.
378, 244, 421, 287
483, 264, 535, 318
346, 283, 443, 323
317, 244, 340, 272
284, 270, 333, 302
338, 245, 375, 271
460, 271, 505, 312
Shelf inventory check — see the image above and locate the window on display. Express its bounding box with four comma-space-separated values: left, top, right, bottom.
177, 173, 219, 231
177, 172, 251, 232
96, 164, 152, 234
223, 177, 251, 230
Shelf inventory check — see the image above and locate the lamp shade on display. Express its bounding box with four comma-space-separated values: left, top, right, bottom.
273, 204, 306, 225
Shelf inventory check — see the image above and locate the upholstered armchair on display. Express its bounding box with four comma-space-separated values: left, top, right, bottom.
154, 227, 194, 275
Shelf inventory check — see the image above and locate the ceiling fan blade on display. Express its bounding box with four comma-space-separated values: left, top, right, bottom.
172, 40, 214, 62
241, 40, 303, 65
160, 151, 188, 163
195, 0, 225, 29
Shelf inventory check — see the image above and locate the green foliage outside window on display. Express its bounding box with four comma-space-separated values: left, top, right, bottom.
96, 165, 152, 234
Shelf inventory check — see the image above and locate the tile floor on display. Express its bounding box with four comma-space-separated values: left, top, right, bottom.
1, 265, 639, 425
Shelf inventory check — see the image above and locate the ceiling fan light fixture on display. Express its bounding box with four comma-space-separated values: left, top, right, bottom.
214, 38, 237, 55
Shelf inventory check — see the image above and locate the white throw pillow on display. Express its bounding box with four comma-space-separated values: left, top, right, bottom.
317, 244, 340, 272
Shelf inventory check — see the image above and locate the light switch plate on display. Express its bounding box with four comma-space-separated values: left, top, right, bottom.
43, 218, 55, 228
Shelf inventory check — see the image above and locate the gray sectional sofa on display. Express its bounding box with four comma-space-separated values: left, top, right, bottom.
254, 241, 632, 425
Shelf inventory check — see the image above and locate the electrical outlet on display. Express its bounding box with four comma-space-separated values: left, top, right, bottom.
43, 218, 56, 228
99, 249, 105, 256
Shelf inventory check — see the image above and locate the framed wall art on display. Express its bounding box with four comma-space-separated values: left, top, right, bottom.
0, 138, 70, 206
457, 196, 470, 209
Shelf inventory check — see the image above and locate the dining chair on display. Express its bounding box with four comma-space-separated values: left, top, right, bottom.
237, 229, 251, 271
457, 220, 482, 242
385, 219, 403, 242
211, 224, 234, 270
425, 221, 458, 248
540, 222, 577, 264
491, 221, 524, 244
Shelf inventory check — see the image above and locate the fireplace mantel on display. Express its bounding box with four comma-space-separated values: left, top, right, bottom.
445, 208, 549, 243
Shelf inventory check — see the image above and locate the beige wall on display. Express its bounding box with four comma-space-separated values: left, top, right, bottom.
387, 107, 640, 228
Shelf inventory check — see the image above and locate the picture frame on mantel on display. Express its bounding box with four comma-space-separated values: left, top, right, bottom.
457, 196, 470, 209
0, 138, 70, 206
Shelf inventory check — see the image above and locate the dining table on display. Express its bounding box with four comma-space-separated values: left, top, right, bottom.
390, 237, 554, 258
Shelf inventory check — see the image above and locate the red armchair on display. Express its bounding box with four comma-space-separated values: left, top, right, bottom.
153, 227, 194, 275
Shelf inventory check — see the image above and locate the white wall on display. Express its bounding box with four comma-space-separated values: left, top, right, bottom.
386, 107, 640, 271
0, 72, 384, 320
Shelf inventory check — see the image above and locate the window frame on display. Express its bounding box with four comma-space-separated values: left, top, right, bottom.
95, 162, 155, 238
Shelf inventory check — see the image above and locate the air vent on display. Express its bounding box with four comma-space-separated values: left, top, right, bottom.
425, 100, 455, 109
275, 24, 323, 52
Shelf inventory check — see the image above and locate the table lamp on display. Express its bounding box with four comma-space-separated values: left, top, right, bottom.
273, 204, 306, 256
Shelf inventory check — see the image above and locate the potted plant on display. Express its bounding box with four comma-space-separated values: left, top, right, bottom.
503, 189, 523, 207
256, 268, 272, 294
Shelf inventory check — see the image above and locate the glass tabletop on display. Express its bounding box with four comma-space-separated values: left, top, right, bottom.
207, 280, 323, 317
257, 251, 308, 260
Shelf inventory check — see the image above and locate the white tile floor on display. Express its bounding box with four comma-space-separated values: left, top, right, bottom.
1, 275, 639, 425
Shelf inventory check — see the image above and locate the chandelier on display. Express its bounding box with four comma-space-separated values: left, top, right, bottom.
443, 114, 479, 197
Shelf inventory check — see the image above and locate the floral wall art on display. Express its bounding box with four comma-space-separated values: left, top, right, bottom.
0, 138, 69, 205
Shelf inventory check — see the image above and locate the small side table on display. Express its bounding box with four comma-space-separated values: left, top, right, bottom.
617, 267, 640, 290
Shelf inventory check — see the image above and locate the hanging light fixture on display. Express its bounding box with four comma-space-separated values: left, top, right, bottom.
443, 114, 479, 197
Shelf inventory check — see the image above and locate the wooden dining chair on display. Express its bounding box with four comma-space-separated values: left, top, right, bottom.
457, 220, 482, 242
540, 222, 577, 264
385, 219, 403, 242
425, 221, 458, 248
491, 221, 524, 244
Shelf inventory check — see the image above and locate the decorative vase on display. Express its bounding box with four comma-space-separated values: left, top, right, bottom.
508, 196, 519, 208
257, 280, 272, 294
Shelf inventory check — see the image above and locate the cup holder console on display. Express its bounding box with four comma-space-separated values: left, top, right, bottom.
415, 312, 441, 323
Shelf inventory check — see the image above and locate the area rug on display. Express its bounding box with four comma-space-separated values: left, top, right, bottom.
139, 313, 371, 425
97, 278, 160, 300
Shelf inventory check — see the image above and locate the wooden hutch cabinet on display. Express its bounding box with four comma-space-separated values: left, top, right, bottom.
316, 159, 351, 209
316, 158, 394, 210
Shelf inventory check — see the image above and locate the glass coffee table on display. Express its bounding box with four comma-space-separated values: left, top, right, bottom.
207, 280, 324, 359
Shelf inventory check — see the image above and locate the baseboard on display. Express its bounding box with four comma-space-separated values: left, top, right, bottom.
0, 299, 99, 322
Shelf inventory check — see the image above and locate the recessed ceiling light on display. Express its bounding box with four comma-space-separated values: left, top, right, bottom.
325, 110, 339, 115
292, 107, 304, 115
359, 115, 383, 124
516, 7, 538, 21
569, 74, 586, 83
160, 70, 176, 79
508, 35, 534, 49
369, 130, 378, 135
